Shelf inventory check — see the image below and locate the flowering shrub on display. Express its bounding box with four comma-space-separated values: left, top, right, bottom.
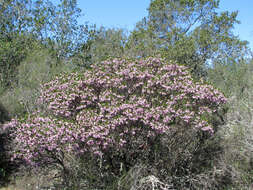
5, 58, 226, 175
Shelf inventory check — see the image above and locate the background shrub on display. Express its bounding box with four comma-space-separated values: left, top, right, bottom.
0, 47, 75, 118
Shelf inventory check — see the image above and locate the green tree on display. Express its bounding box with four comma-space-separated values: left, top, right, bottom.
0, 34, 36, 88
126, 0, 249, 78
208, 56, 253, 97
0, 0, 34, 87
0, 0, 88, 88
74, 26, 127, 66
49, 0, 88, 60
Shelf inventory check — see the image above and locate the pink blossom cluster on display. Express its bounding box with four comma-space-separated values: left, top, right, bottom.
6, 57, 227, 164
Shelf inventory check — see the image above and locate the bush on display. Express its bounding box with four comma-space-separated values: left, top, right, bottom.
219, 91, 253, 188
5, 57, 227, 189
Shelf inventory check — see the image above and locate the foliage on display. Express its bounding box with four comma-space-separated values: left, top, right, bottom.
208, 57, 253, 98
0, 34, 36, 88
217, 92, 253, 188
5, 57, 227, 188
126, 0, 249, 78
125, 18, 160, 58
0, 103, 10, 124
207, 58, 253, 189
1, 0, 253, 189
73, 26, 127, 67
0, 0, 88, 89
0, 0, 37, 87
44, 0, 89, 59
0, 103, 12, 186
0, 47, 73, 118
0, 0, 87, 54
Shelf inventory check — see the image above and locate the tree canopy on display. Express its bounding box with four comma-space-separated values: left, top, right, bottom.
126, 0, 249, 78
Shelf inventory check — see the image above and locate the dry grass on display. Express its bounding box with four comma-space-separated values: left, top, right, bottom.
0, 171, 56, 190
0, 186, 21, 190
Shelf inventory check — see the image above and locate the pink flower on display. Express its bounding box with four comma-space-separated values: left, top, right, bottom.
10, 57, 226, 165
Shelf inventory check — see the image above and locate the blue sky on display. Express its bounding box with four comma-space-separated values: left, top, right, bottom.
75, 0, 253, 50
77, 0, 150, 30
219, 0, 253, 50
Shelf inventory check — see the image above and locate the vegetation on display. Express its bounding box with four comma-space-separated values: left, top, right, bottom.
0, 0, 253, 189
126, 0, 249, 78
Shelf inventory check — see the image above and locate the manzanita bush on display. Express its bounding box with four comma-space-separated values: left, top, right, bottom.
5, 57, 226, 171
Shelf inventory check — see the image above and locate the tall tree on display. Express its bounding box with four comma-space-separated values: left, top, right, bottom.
126, 0, 250, 78
0, 0, 88, 87
49, 0, 88, 59
76, 26, 127, 66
